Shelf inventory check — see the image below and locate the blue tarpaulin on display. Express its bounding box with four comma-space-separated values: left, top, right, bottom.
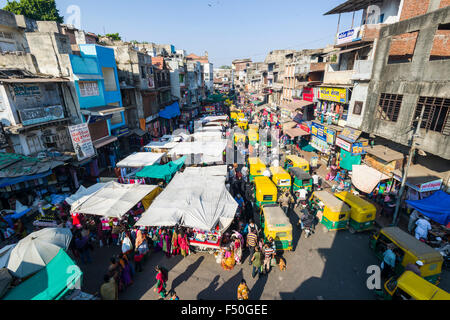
159, 102, 181, 119
0, 170, 52, 188
405, 190, 450, 226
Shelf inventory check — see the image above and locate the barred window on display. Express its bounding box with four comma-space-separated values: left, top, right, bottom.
79, 81, 99, 97
414, 96, 450, 135
353, 101, 363, 115
376, 93, 403, 122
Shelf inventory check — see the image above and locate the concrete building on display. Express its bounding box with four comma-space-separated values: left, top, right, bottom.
264, 50, 296, 108
213, 68, 232, 92
232, 58, 252, 103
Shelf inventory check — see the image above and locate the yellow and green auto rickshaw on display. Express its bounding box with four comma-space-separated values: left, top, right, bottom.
377, 271, 450, 300
248, 129, 259, 146
248, 157, 266, 182
284, 155, 310, 173
234, 132, 247, 145
237, 118, 248, 130
269, 166, 291, 192
230, 111, 238, 121
260, 204, 293, 251
248, 123, 259, 131
288, 167, 313, 192
309, 190, 351, 232
254, 176, 277, 209
334, 191, 376, 233
369, 227, 444, 284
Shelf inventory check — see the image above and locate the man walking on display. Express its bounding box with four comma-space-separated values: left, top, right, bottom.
251, 246, 263, 279
263, 243, 275, 274
278, 191, 294, 215
246, 228, 258, 265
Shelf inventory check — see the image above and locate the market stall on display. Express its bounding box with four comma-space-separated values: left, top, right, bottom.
168, 140, 227, 165
136, 172, 238, 251
116, 152, 166, 178
405, 190, 450, 227
142, 141, 179, 153
135, 156, 186, 183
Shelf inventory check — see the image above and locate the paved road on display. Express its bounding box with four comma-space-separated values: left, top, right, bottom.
77, 207, 450, 300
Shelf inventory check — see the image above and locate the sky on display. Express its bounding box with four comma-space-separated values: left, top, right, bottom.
0, 0, 364, 67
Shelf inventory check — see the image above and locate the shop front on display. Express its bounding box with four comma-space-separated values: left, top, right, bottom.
310, 121, 337, 163
335, 127, 368, 171
317, 86, 350, 127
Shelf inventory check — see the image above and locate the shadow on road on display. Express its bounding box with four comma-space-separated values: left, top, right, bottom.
170, 256, 205, 290
197, 275, 220, 300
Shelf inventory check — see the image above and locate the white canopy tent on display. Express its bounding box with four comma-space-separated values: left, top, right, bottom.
351, 164, 390, 194
190, 131, 224, 143
116, 152, 165, 168
202, 115, 228, 123
135, 172, 238, 232
70, 182, 159, 218
168, 140, 227, 164
182, 165, 228, 177
196, 126, 223, 132
65, 183, 106, 209
143, 141, 179, 151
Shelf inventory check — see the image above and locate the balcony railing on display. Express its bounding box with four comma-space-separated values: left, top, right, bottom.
351, 60, 373, 81
323, 67, 355, 85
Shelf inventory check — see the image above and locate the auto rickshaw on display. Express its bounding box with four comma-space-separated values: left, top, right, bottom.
369, 227, 444, 284
269, 166, 291, 192
230, 111, 238, 121
237, 118, 248, 130
334, 191, 376, 233
248, 157, 266, 182
248, 129, 259, 146
248, 123, 259, 131
376, 271, 450, 300
284, 155, 310, 173
288, 167, 313, 192
309, 190, 351, 232
254, 176, 277, 209
234, 132, 246, 145
259, 204, 293, 251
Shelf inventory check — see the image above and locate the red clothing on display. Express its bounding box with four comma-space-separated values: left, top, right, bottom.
134, 254, 144, 262
71, 212, 81, 226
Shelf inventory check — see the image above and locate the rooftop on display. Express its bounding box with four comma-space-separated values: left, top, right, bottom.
324, 0, 383, 15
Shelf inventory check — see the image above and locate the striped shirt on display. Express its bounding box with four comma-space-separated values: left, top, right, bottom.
264, 247, 275, 259
247, 233, 258, 247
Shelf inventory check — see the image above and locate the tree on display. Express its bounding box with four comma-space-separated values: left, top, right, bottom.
220, 65, 231, 69
105, 33, 121, 41
3, 0, 64, 23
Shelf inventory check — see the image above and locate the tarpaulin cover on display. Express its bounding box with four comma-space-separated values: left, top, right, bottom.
182, 165, 228, 177
3, 249, 82, 300
0, 170, 52, 187
116, 152, 165, 168
70, 182, 158, 218
0, 268, 12, 299
158, 101, 181, 119
136, 172, 238, 232
406, 191, 450, 226
169, 141, 227, 164
65, 183, 106, 208
351, 164, 389, 194
0, 153, 64, 178
135, 156, 186, 182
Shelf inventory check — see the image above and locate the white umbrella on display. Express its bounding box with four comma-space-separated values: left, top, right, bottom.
7, 228, 72, 278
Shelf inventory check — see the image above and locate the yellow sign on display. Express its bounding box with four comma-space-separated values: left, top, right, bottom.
319, 87, 348, 103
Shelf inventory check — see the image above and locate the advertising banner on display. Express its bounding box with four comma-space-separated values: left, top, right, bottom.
68, 123, 95, 161
318, 87, 348, 103
311, 122, 335, 145
19, 105, 65, 126
336, 137, 351, 152
310, 136, 330, 154
302, 87, 314, 102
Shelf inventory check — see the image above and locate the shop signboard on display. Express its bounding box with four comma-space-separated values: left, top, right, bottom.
318, 87, 348, 104
300, 123, 310, 133
336, 27, 360, 45
326, 128, 336, 145
19, 105, 65, 126
68, 123, 95, 161
351, 142, 367, 155
419, 179, 442, 193
202, 105, 215, 113
311, 122, 336, 144
336, 137, 351, 152
338, 127, 362, 143
302, 87, 314, 102
310, 135, 329, 154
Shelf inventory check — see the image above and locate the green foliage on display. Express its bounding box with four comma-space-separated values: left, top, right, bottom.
220, 65, 231, 69
3, 0, 64, 23
105, 33, 121, 41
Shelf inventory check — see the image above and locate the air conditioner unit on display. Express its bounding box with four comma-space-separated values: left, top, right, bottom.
43, 135, 59, 144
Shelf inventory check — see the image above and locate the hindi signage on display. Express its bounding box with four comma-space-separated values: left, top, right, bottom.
318, 87, 348, 103
68, 123, 95, 161
19, 105, 65, 126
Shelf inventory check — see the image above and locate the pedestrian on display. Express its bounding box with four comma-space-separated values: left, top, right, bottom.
172, 227, 180, 256
414, 215, 432, 240
405, 260, 423, 277
263, 243, 275, 274
237, 279, 250, 300
381, 243, 397, 279
278, 191, 294, 215
246, 228, 258, 265
178, 229, 190, 257
133, 250, 144, 272
154, 265, 168, 298
121, 231, 133, 255
119, 254, 133, 288
407, 209, 420, 234
232, 232, 243, 265
247, 219, 259, 235
75, 232, 92, 264
241, 166, 249, 183
251, 246, 263, 279
169, 290, 179, 300
312, 171, 319, 189
100, 274, 118, 300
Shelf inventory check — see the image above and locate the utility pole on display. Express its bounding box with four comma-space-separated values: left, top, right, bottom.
391, 106, 425, 225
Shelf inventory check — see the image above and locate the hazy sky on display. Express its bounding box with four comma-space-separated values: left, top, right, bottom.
1, 0, 363, 67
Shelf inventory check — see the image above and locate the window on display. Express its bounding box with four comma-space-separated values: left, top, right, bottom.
79, 81, 99, 97
26, 135, 43, 154
353, 101, 363, 115
376, 93, 403, 122
110, 111, 123, 126
102, 67, 117, 91
0, 32, 13, 40
388, 31, 419, 64
430, 24, 450, 61
413, 96, 450, 135
141, 66, 146, 79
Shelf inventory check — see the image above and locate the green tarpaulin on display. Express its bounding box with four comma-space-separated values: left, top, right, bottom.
3, 249, 82, 300
251, 101, 263, 106
339, 149, 361, 171
135, 156, 186, 182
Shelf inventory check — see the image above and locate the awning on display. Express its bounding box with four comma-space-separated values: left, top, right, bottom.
324, 0, 383, 15
93, 136, 117, 149
74, 74, 103, 81
293, 112, 303, 123
282, 121, 297, 131
0, 77, 70, 83
116, 152, 165, 168
335, 44, 372, 55
80, 105, 124, 116
365, 145, 404, 162
338, 126, 362, 143
0, 170, 53, 188
282, 100, 313, 111
159, 101, 181, 119
285, 127, 310, 138
351, 164, 390, 194
392, 164, 444, 192
405, 191, 450, 226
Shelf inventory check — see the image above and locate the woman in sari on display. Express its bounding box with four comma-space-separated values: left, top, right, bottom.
221, 246, 235, 270
135, 229, 144, 250
232, 233, 243, 265
178, 230, 189, 257
171, 228, 179, 256
162, 229, 171, 258
154, 265, 168, 298
119, 254, 133, 288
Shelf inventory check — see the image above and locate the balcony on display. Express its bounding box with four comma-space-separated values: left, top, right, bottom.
351, 60, 373, 81
323, 64, 354, 85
